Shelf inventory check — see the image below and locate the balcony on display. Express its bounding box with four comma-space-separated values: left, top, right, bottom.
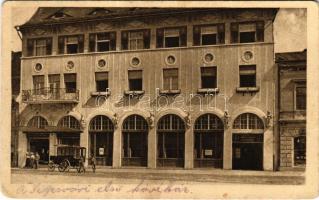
22, 88, 79, 104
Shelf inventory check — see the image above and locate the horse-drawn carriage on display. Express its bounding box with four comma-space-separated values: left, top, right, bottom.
48, 145, 86, 173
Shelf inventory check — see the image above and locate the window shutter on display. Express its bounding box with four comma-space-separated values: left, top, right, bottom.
156, 28, 164, 48
46, 38, 52, 55
230, 23, 239, 43
193, 26, 200, 46
78, 35, 84, 53
180, 26, 187, 47
27, 39, 34, 56
143, 29, 150, 49
256, 21, 264, 42
110, 32, 116, 51
64, 74, 76, 82
89, 34, 96, 52
217, 24, 225, 44
58, 36, 65, 54
95, 72, 108, 81
128, 70, 142, 79
121, 31, 128, 50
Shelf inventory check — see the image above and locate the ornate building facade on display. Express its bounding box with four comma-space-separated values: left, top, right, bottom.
16, 8, 278, 170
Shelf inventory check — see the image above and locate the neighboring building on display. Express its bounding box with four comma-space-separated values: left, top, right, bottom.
276, 50, 306, 170
11, 51, 22, 167
15, 8, 278, 170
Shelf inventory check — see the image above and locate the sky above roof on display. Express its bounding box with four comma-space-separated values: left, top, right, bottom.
11, 7, 307, 53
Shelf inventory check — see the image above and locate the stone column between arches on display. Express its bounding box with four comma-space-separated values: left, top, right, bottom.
184, 126, 194, 169
147, 127, 157, 168
263, 128, 274, 171
80, 126, 89, 167
223, 128, 232, 169
18, 132, 27, 168
112, 127, 122, 168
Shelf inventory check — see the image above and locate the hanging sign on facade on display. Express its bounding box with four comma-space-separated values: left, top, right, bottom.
99, 148, 104, 155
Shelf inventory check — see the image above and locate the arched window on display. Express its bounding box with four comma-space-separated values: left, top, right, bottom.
194, 114, 223, 130
58, 115, 80, 129
157, 114, 185, 131
233, 113, 264, 129
123, 114, 148, 131
27, 116, 48, 129
89, 115, 114, 132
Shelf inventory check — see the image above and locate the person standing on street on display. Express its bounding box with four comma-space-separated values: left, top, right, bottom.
35, 152, 40, 169
91, 154, 96, 173
30, 153, 35, 169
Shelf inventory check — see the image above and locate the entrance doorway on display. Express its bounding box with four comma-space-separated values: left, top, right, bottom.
89, 115, 114, 166
232, 134, 263, 170
232, 113, 264, 171
157, 114, 185, 168
29, 138, 49, 164
122, 115, 148, 167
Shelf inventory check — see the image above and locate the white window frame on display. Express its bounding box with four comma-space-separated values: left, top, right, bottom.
128, 31, 144, 50
164, 28, 181, 48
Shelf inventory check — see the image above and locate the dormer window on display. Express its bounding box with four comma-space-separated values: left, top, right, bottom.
89, 8, 111, 15
49, 10, 70, 19
231, 21, 264, 43
58, 35, 84, 54
89, 32, 116, 52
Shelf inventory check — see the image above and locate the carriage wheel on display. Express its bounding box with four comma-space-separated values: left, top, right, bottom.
64, 159, 71, 172
77, 166, 85, 173
58, 160, 69, 172
48, 161, 55, 172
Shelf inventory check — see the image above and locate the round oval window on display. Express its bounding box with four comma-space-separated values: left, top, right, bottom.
167, 55, 176, 64
35, 63, 43, 72
67, 61, 74, 70
98, 59, 106, 68
131, 57, 140, 66
243, 51, 253, 61
204, 53, 214, 63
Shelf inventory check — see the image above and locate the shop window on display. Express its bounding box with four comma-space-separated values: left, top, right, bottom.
231, 21, 264, 43
121, 29, 150, 50
294, 135, 306, 166
156, 27, 187, 48
193, 24, 225, 46
295, 84, 306, 110
163, 68, 178, 90
27, 116, 48, 129
64, 73, 76, 93
128, 70, 143, 91
33, 75, 45, 95
233, 113, 264, 129
89, 32, 116, 52
239, 65, 256, 87
27, 37, 52, 56
95, 72, 108, 92
201, 67, 217, 89
58, 35, 84, 54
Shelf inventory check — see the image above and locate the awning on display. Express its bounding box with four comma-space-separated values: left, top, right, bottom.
20, 126, 82, 133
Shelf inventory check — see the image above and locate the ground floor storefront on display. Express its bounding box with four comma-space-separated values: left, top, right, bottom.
17, 111, 275, 171
279, 123, 306, 170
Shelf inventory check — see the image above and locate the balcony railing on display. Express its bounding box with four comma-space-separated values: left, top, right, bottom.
279, 110, 306, 122
22, 88, 79, 104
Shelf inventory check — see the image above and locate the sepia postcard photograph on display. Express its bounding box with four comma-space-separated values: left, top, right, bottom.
1, 1, 318, 199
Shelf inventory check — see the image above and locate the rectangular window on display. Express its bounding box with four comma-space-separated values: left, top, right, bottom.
201, 67, 217, 89
193, 24, 225, 46
156, 27, 187, 48
48, 74, 60, 97
295, 85, 306, 110
128, 70, 143, 91
58, 35, 84, 54
27, 38, 52, 56
121, 29, 150, 50
33, 75, 45, 94
89, 32, 116, 52
95, 72, 108, 92
64, 74, 77, 93
163, 69, 178, 90
231, 21, 264, 43
239, 65, 256, 87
